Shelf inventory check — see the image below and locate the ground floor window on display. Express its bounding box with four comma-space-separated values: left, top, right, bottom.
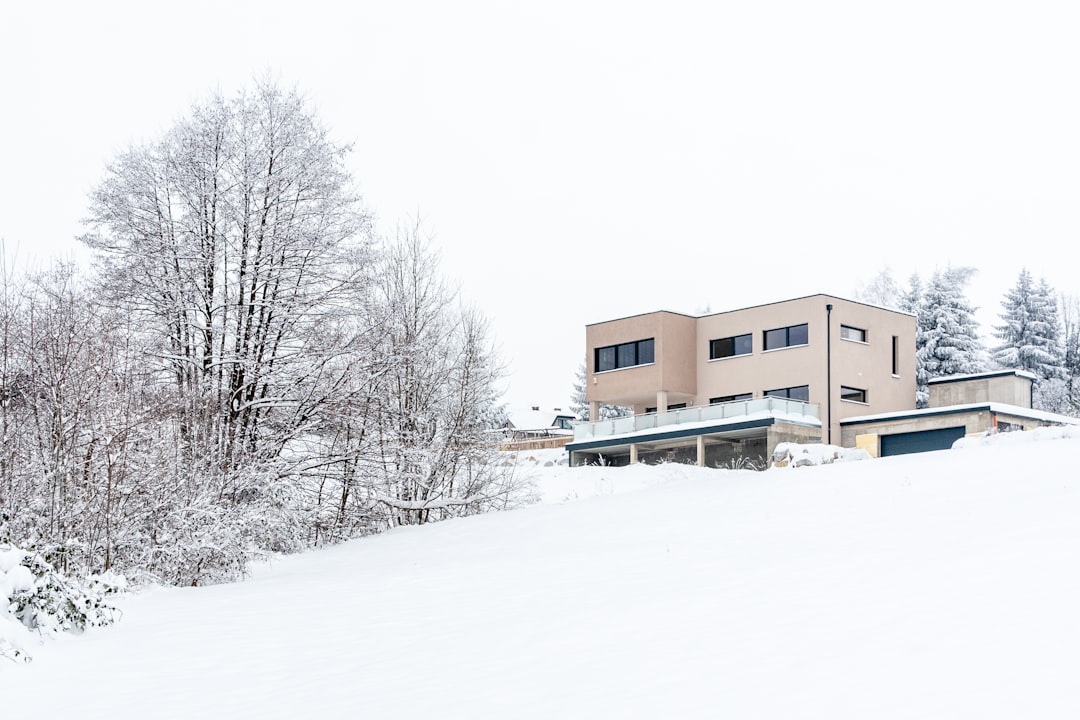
764, 385, 809, 402
710, 393, 753, 404
645, 402, 687, 414
840, 386, 867, 403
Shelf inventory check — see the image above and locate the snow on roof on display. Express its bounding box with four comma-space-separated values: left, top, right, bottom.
506, 408, 574, 431
928, 369, 1039, 384
841, 402, 1080, 426
573, 408, 821, 446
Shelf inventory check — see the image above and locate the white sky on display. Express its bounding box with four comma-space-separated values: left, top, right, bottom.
3, 1, 1079, 410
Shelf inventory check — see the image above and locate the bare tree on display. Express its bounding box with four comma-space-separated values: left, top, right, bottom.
364, 223, 516, 526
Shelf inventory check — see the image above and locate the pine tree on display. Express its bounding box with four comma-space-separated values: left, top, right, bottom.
918, 267, 986, 394
899, 273, 930, 407
1062, 294, 1080, 412
570, 361, 632, 421
992, 270, 1064, 381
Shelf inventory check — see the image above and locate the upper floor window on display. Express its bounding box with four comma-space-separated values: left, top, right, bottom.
764, 385, 810, 402
763, 323, 808, 350
709, 333, 752, 360
840, 325, 867, 343
595, 338, 655, 372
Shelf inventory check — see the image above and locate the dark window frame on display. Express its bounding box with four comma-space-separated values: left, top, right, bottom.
840, 325, 867, 343
764, 385, 810, 402
891, 335, 899, 376
840, 386, 867, 403
763, 323, 809, 351
710, 393, 753, 404
594, 337, 655, 372
645, 402, 686, 414
709, 333, 753, 360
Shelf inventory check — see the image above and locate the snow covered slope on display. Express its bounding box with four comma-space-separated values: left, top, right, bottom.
6, 429, 1080, 719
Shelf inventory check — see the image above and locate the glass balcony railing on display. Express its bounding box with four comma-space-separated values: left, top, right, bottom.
572, 397, 820, 442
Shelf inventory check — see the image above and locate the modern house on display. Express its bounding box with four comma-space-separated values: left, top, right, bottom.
567, 294, 917, 466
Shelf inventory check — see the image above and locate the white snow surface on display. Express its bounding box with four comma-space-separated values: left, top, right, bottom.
6, 429, 1080, 718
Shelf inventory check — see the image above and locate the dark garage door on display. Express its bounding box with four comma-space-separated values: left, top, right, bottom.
880, 426, 966, 457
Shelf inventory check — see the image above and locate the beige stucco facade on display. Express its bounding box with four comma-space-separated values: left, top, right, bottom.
584, 295, 917, 444
929, 371, 1035, 408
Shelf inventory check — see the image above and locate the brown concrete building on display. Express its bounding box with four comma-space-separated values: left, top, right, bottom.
568, 294, 917, 466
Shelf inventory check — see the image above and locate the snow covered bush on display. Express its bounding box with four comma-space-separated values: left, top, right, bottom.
771, 443, 871, 468
1, 542, 124, 664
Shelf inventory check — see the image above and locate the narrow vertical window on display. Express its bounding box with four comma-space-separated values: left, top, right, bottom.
891, 335, 899, 376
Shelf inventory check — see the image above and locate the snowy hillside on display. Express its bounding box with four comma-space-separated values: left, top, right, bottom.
6, 429, 1080, 719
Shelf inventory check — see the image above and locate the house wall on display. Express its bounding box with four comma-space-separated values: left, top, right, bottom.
842, 405, 1062, 456
929, 374, 1034, 409
841, 409, 995, 457
586, 311, 697, 412
584, 295, 916, 443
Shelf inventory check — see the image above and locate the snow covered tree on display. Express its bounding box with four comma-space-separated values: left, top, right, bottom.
81, 79, 373, 481
853, 266, 903, 310
1055, 293, 1080, 414
992, 270, 1064, 382
898, 273, 931, 406
569, 361, 632, 421
916, 267, 986, 404
362, 223, 516, 527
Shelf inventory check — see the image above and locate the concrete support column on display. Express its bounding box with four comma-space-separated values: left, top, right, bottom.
656, 390, 668, 414
589, 400, 600, 423
696, 435, 705, 467
630, 443, 638, 464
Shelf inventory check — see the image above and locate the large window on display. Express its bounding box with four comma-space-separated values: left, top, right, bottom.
645, 403, 686, 414
763, 323, 808, 350
595, 338, 655, 372
841, 386, 867, 403
710, 393, 753, 404
840, 325, 867, 343
709, 333, 752, 360
764, 385, 810, 402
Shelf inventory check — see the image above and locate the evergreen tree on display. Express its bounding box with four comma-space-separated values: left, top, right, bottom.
570, 361, 632, 421
1062, 294, 1080, 412
992, 270, 1064, 381
899, 273, 931, 407
917, 267, 986, 394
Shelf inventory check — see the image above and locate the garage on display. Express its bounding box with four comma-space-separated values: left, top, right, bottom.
880, 426, 967, 457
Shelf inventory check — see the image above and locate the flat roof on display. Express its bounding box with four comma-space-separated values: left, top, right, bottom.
840, 402, 1080, 427
585, 293, 915, 327
928, 369, 1039, 385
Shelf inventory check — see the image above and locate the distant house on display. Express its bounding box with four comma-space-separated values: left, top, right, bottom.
500, 407, 576, 450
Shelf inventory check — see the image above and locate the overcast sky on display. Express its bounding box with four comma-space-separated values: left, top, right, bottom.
3, 1, 1079, 410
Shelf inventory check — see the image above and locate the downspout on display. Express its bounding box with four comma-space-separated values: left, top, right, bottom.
826, 303, 833, 445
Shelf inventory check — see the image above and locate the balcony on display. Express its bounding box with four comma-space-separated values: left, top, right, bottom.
573, 397, 821, 442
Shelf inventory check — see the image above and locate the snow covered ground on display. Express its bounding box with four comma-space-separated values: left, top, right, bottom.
6, 428, 1080, 718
